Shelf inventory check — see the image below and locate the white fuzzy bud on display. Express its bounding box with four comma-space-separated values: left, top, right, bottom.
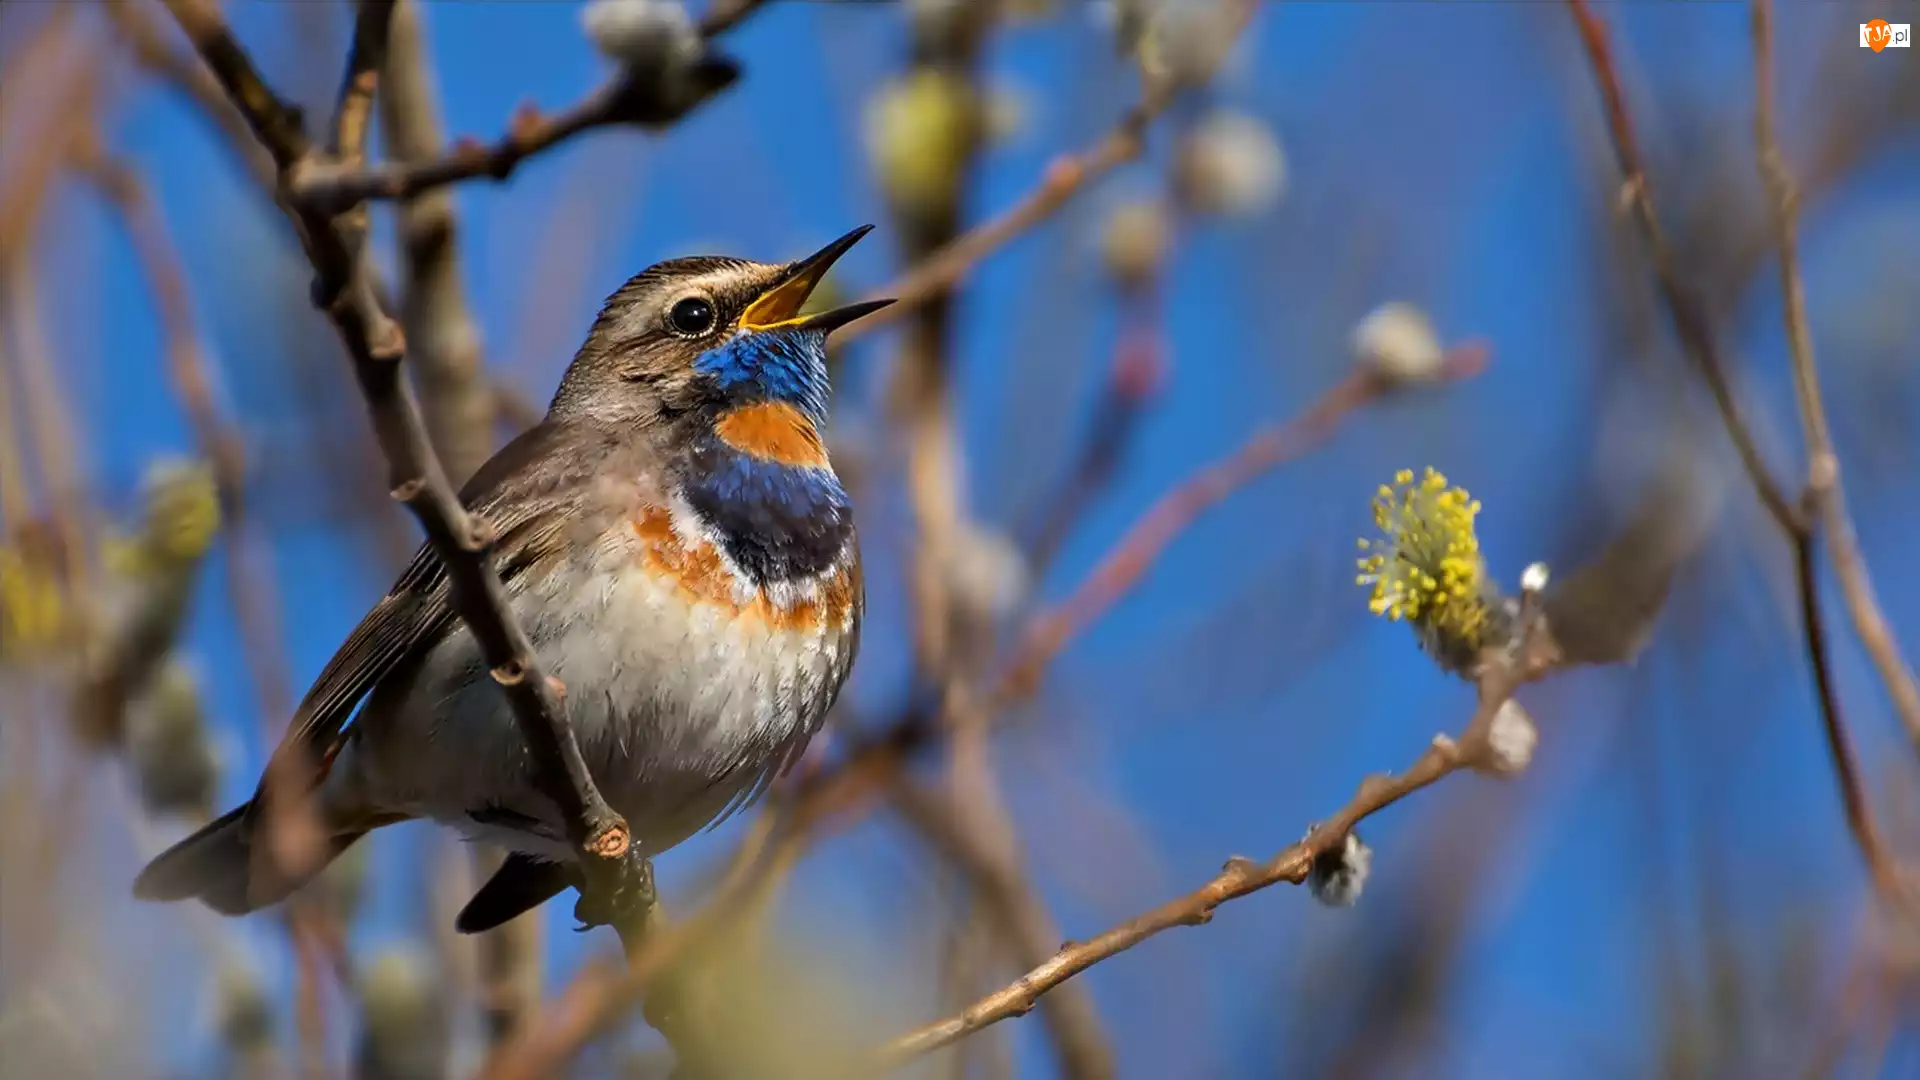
1307, 831, 1372, 908
215, 963, 274, 1054
1520, 561, 1550, 595
947, 522, 1029, 625
1174, 109, 1285, 218
1134, 0, 1240, 91
126, 658, 218, 819
581, 0, 698, 72
1100, 199, 1172, 288
865, 70, 976, 220
1481, 699, 1538, 776
1353, 302, 1445, 385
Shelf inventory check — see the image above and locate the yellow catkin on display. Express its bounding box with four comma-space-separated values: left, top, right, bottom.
1355, 466, 1496, 656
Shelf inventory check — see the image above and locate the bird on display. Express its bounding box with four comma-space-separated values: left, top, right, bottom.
134, 226, 891, 933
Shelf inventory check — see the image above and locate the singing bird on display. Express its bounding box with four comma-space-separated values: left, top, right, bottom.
135, 227, 889, 932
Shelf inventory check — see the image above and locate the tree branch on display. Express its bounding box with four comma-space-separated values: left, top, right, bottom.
1562, 0, 1801, 535
75, 144, 296, 726
1749, 0, 1920, 759
1566, 0, 1910, 905
844, 96, 1164, 344
876, 617, 1563, 1068
159, 0, 632, 885
286, 5, 754, 216
1005, 350, 1487, 696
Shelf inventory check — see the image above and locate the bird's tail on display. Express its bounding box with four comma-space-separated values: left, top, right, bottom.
132, 800, 365, 915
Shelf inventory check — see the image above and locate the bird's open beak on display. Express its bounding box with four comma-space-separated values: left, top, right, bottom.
737, 225, 895, 335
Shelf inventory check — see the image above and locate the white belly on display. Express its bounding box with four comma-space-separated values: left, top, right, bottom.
342, 521, 858, 862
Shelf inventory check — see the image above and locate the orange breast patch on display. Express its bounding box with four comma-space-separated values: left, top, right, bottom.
632, 508, 854, 633
711, 402, 828, 468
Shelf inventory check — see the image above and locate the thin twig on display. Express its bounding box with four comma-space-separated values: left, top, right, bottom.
1790, 515, 1904, 901
892, 774, 1115, 1079
287, 4, 755, 215
380, 0, 495, 491
844, 98, 1164, 343
292, 81, 624, 214
1563, 0, 1801, 535
101, 0, 277, 192
160, 0, 631, 877
1566, 0, 1910, 903
877, 626, 1561, 1068
1750, 0, 1920, 757
1005, 352, 1487, 697
75, 146, 296, 724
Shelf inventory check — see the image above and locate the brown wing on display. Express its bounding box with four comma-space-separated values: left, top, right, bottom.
264, 420, 597, 776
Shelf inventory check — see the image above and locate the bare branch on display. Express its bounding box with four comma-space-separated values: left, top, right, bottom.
892, 769, 1114, 1080
877, 622, 1562, 1068
158, 0, 632, 884
1750, 0, 1920, 759
101, 0, 277, 192
844, 97, 1164, 344
287, 6, 753, 215
1567, 0, 1911, 905
1563, 0, 1801, 535
1005, 351, 1487, 697
75, 146, 296, 725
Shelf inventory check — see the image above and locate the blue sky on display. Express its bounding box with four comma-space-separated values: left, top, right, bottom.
39, 1, 1920, 1076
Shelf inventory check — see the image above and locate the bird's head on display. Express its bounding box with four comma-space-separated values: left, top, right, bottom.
552, 226, 891, 456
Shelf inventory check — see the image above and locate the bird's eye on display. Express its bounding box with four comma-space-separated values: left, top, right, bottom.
668, 296, 717, 337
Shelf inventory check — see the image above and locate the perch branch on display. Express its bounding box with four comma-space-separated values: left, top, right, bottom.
159, 0, 631, 880
472, 331, 1486, 1074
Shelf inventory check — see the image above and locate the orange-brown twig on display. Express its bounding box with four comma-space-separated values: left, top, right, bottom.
877, 615, 1561, 1068
1004, 349, 1487, 697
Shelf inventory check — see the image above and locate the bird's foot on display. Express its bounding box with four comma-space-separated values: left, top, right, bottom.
571, 847, 656, 936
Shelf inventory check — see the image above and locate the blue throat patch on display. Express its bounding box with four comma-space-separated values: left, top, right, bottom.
692, 328, 831, 426
685, 327, 850, 583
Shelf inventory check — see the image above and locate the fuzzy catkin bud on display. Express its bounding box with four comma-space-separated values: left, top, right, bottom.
947, 522, 1029, 626
1131, 0, 1240, 92
1481, 699, 1538, 776
581, 0, 698, 72
356, 946, 449, 1080
126, 659, 218, 820
1308, 831, 1372, 908
1353, 302, 1446, 386
1174, 109, 1286, 218
1100, 199, 1172, 289
216, 963, 275, 1058
865, 70, 978, 222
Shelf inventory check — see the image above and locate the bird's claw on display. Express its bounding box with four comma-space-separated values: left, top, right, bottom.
571, 848, 657, 934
